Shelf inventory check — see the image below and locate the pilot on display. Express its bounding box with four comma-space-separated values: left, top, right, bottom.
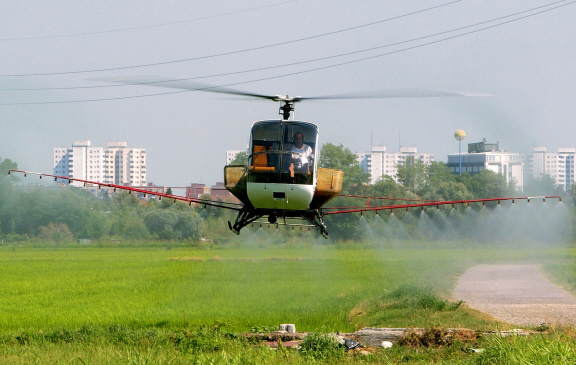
290, 132, 313, 176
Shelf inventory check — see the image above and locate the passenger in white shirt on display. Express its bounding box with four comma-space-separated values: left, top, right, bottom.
289, 132, 313, 177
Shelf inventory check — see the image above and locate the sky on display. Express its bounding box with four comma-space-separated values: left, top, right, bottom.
1, 0, 575, 187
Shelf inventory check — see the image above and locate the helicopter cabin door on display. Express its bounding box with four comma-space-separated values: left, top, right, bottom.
246, 120, 319, 211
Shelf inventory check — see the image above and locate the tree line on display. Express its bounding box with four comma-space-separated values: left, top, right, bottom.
1, 146, 573, 243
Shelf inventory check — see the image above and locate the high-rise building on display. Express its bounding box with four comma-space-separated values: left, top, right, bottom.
446, 139, 523, 189
53, 141, 146, 187
103, 142, 146, 186
356, 146, 435, 184
524, 147, 575, 189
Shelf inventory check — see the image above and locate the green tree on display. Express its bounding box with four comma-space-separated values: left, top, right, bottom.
110, 209, 150, 240
425, 162, 456, 187
524, 174, 564, 197
166, 187, 173, 195
368, 176, 423, 209
423, 181, 473, 203
396, 156, 426, 194
460, 170, 514, 198
0, 157, 19, 183
418, 161, 468, 202
175, 210, 204, 240
319, 143, 370, 192
229, 151, 248, 166
38, 223, 74, 243
0, 158, 19, 235
144, 206, 204, 240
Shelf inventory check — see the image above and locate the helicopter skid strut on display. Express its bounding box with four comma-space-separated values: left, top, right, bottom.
228, 208, 263, 235
228, 208, 328, 239
299, 210, 328, 239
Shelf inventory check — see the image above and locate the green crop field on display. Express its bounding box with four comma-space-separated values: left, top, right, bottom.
1, 242, 575, 364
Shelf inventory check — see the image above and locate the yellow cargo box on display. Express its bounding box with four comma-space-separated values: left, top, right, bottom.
224, 165, 250, 206
310, 168, 343, 209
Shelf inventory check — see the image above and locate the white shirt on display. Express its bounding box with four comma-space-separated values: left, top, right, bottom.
291, 144, 313, 170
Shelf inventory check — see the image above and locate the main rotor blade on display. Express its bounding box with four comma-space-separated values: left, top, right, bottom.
94, 77, 491, 101
301, 88, 492, 100
93, 77, 281, 101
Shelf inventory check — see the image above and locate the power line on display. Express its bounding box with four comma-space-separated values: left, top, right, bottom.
0, 0, 299, 42
0, 1, 461, 77
1, 0, 574, 106
2, 0, 569, 92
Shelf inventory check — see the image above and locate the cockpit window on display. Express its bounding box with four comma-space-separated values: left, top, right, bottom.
248, 121, 317, 185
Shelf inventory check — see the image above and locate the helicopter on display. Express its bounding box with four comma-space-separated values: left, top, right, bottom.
7, 80, 562, 238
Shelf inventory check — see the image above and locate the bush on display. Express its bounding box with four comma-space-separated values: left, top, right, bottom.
38, 223, 74, 243
299, 332, 345, 360
388, 285, 462, 311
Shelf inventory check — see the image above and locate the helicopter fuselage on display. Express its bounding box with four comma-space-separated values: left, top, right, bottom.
224, 119, 343, 237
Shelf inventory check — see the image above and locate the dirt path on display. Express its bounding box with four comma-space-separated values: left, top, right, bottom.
453, 264, 576, 326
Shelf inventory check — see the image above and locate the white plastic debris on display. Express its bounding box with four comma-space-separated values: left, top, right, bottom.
380, 341, 393, 348
279, 324, 296, 333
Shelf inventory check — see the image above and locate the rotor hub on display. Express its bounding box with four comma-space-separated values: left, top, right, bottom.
279, 101, 294, 120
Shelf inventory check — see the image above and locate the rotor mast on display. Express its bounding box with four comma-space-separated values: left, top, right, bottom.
279, 100, 294, 120
272, 95, 300, 120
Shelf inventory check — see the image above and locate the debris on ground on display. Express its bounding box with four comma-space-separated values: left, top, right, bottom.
344, 339, 363, 350
246, 326, 537, 350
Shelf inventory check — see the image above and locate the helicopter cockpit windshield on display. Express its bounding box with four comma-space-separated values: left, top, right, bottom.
248, 120, 317, 185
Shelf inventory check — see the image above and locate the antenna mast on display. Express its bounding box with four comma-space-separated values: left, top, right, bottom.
370, 132, 373, 151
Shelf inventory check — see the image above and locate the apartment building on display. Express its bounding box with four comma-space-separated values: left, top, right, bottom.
356, 146, 435, 184
525, 147, 575, 189
53, 141, 146, 187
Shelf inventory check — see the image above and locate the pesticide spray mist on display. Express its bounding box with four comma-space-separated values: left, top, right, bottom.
356, 199, 572, 246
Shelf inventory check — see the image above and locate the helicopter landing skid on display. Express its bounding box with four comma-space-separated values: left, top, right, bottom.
228, 208, 263, 235
228, 208, 329, 239
300, 210, 329, 239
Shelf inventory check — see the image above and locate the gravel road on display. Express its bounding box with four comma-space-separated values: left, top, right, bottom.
453, 264, 576, 326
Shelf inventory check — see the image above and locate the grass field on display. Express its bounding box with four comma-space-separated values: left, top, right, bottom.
1, 242, 575, 364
